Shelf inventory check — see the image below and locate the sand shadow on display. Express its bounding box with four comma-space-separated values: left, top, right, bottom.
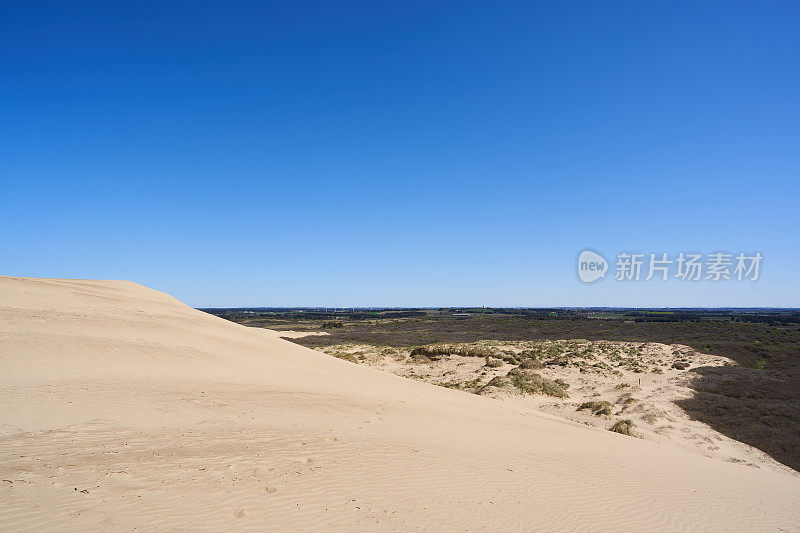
675, 364, 800, 471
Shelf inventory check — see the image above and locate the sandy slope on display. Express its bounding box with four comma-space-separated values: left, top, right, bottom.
317, 341, 790, 470
0, 277, 798, 532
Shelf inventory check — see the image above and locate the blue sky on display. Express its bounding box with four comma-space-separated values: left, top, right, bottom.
2, 1, 798, 307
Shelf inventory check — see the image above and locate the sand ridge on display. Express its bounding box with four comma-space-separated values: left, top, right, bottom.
1, 276, 799, 531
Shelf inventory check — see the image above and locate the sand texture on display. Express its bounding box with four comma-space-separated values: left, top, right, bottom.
1, 276, 798, 531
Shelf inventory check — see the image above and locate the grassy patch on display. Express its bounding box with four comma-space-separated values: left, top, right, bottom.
333, 352, 358, 363
507, 369, 569, 398
555, 378, 570, 390
578, 401, 613, 416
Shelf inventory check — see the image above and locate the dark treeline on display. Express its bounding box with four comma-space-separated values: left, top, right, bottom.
203, 309, 427, 321
204, 307, 800, 324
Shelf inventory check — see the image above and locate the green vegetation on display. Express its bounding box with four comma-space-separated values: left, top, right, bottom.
519, 358, 544, 369
207, 307, 800, 373
410, 344, 499, 359
332, 352, 358, 363
410, 344, 524, 365
507, 369, 568, 398
481, 376, 508, 390
205, 307, 800, 471
578, 401, 613, 416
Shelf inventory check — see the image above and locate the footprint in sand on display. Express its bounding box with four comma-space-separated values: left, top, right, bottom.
231, 508, 246, 518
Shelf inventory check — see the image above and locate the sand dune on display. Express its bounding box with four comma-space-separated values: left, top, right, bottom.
317, 341, 791, 470
1, 276, 798, 531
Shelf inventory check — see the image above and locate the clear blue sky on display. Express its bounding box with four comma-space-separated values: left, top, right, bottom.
2, 1, 798, 307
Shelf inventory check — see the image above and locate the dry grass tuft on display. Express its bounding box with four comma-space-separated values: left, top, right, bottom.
506, 369, 569, 398
578, 401, 613, 416
609, 419, 635, 436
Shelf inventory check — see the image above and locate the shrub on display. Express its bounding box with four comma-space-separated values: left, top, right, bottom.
407, 343, 526, 365
507, 369, 568, 398
578, 401, 613, 416
410, 344, 500, 360
409, 345, 450, 360
486, 376, 507, 387
464, 377, 484, 390
609, 419, 635, 436
477, 375, 508, 394
519, 357, 544, 369
541, 379, 569, 398
410, 352, 434, 364
333, 353, 358, 363
544, 355, 571, 367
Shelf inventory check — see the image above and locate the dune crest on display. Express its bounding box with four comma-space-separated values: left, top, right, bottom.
1, 276, 798, 531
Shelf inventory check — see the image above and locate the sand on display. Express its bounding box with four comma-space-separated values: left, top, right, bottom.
319, 341, 790, 470
1, 276, 798, 531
